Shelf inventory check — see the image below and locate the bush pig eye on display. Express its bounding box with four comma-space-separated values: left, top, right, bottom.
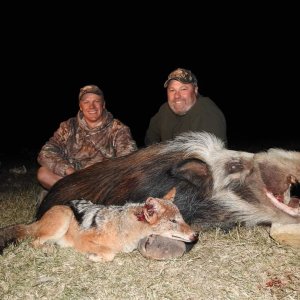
226, 161, 244, 174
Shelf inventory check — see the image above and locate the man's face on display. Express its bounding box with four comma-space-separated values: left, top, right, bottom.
79, 93, 105, 125
167, 80, 198, 115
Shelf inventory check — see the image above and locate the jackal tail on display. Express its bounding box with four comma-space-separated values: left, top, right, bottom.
0, 224, 28, 254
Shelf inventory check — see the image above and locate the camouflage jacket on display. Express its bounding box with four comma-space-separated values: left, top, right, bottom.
37, 110, 137, 176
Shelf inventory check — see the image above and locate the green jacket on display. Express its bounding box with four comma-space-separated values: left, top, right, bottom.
145, 95, 227, 146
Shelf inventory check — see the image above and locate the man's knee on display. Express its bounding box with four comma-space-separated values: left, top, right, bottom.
37, 166, 45, 182
37, 166, 61, 190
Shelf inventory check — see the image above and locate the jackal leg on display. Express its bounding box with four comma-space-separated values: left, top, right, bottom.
31, 206, 73, 248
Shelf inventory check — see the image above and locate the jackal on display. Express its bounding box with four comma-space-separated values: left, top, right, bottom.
0, 191, 198, 261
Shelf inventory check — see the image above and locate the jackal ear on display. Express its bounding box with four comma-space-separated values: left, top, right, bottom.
163, 187, 176, 201
144, 197, 159, 224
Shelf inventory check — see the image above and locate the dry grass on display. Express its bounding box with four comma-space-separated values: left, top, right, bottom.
0, 164, 299, 300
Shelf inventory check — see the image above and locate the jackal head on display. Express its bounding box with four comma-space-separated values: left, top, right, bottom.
142, 196, 199, 243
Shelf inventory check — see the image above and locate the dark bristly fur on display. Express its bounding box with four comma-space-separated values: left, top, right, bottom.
37, 132, 300, 228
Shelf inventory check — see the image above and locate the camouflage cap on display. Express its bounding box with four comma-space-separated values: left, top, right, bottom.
164, 68, 198, 88
79, 84, 104, 100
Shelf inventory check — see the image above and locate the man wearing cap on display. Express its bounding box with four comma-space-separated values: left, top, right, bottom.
37, 84, 137, 191
145, 68, 227, 145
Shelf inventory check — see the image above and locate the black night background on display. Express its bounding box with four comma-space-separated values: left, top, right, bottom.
1, 6, 299, 168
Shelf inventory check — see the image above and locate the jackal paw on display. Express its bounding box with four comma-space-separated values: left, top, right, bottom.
87, 253, 115, 262
138, 235, 187, 260
87, 253, 104, 262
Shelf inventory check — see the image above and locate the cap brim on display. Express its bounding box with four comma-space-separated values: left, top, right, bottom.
163, 79, 170, 88
164, 78, 193, 88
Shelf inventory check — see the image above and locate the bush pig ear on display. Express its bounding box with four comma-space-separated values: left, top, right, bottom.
171, 159, 212, 187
